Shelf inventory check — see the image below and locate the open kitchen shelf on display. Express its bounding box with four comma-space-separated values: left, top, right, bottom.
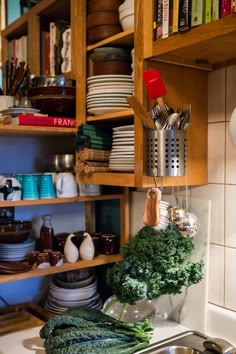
148, 14, 236, 70
0, 125, 76, 136
0, 254, 122, 284
0, 193, 125, 207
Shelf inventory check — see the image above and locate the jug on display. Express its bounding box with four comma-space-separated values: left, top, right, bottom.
55, 172, 78, 198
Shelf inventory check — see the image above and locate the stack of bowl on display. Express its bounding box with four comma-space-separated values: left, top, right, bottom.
90, 46, 132, 76
118, 0, 134, 31
87, 0, 124, 44
28, 75, 76, 117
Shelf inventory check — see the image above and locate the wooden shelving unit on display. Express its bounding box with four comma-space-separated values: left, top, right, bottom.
0, 193, 125, 208
0, 125, 76, 136
0, 254, 122, 284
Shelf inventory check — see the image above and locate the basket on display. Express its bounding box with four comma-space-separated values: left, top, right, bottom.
146, 130, 187, 177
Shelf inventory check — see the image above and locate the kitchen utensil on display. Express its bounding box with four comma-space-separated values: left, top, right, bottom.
143, 68, 169, 119
163, 112, 181, 130
127, 95, 156, 130
178, 212, 200, 238
142, 188, 162, 227
56, 172, 78, 198
0, 220, 32, 243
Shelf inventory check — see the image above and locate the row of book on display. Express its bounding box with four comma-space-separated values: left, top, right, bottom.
40, 20, 70, 75
8, 36, 28, 64
153, 0, 236, 40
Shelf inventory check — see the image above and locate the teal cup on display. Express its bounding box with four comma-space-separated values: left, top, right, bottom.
22, 174, 39, 200
16, 174, 24, 188
39, 174, 55, 199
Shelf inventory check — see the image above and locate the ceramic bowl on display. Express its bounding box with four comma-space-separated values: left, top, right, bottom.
48, 154, 75, 172
0, 221, 32, 243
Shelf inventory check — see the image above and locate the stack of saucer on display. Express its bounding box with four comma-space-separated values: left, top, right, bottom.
109, 125, 134, 172
87, 74, 134, 116
154, 200, 171, 230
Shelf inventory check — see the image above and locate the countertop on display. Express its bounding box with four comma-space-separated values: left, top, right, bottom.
0, 320, 189, 354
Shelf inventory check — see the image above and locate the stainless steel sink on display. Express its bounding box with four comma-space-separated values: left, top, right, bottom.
135, 331, 236, 354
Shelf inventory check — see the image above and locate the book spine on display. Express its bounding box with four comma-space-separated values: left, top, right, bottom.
162, 0, 169, 38
191, 0, 203, 27
220, 0, 232, 17
173, 0, 179, 33
153, 0, 158, 41
212, 0, 220, 20
169, 0, 174, 35
178, 0, 191, 32
18, 115, 76, 127
157, 0, 163, 39
203, 0, 212, 23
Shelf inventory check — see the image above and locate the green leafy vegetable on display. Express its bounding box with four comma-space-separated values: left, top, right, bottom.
40, 306, 153, 354
106, 224, 204, 305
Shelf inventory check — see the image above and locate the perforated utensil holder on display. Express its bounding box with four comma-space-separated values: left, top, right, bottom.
146, 130, 187, 177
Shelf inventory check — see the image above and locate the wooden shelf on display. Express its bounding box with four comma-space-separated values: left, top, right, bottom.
86, 109, 134, 123
87, 28, 134, 51
77, 173, 135, 187
0, 194, 125, 208
0, 125, 76, 136
149, 14, 236, 70
0, 254, 122, 283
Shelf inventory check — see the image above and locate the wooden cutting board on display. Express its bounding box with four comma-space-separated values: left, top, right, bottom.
0, 302, 51, 336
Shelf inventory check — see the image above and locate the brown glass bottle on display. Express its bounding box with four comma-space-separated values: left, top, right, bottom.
39, 214, 55, 251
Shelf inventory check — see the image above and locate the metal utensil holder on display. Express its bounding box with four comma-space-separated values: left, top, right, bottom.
146, 130, 187, 177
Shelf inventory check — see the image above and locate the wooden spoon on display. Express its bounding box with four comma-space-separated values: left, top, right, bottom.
142, 188, 162, 227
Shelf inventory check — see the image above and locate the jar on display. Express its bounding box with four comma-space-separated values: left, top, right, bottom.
36, 252, 50, 268
39, 214, 55, 251
100, 233, 117, 255
28, 250, 40, 266
91, 232, 102, 257
50, 251, 63, 266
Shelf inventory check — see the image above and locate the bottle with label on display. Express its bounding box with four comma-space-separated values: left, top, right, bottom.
39, 214, 55, 251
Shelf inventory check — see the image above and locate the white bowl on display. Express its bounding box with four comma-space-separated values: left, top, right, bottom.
119, 7, 134, 20
120, 14, 134, 31
119, 0, 134, 13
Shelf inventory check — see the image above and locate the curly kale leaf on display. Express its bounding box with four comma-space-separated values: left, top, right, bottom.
107, 224, 204, 304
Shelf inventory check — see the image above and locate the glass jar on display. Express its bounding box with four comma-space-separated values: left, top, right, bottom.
100, 233, 117, 255
39, 214, 55, 251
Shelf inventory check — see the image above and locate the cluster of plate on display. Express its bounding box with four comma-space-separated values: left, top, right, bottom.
154, 200, 171, 230
109, 125, 134, 172
86, 75, 134, 116
0, 238, 35, 262
44, 269, 103, 314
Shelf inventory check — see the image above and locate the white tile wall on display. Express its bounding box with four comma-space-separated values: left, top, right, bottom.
208, 68, 225, 123
191, 184, 224, 245
225, 247, 236, 311
208, 244, 224, 306
208, 122, 225, 184
198, 65, 236, 315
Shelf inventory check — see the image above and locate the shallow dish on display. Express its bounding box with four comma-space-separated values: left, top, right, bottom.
0, 221, 32, 243
54, 273, 95, 289
31, 75, 76, 88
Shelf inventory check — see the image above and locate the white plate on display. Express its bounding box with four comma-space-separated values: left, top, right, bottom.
87, 92, 131, 99
111, 147, 134, 153
87, 107, 130, 115
113, 125, 134, 131
87, 74, 133, 82
87, 98, 128, 103
110, 154, 134, 159
87, 88, 133, 95
87, 103, 130, 108
110, 166, 134, 172
112, 141, 134, 146
87, 83, 134, 89
113, 133, 134, 138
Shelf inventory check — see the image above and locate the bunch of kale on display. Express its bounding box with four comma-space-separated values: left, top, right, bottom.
107, 224, 204, 305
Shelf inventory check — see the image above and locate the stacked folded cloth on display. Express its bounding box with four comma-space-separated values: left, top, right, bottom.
76, 124, 112, 174
61, 28, 71, 73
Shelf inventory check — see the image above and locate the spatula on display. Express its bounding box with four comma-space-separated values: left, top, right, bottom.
143, 69, 169, 119
127, 95, 156, 130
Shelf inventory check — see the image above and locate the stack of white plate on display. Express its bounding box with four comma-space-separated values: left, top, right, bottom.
86, 75, 134, 116
109, 125, 134, 172
0, 238, 35, 262
44, 271, 103, 314
154, 200, 171, 230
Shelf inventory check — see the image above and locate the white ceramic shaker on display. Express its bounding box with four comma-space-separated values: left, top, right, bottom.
79, 232, 95, 261
64, 233, 79, 263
